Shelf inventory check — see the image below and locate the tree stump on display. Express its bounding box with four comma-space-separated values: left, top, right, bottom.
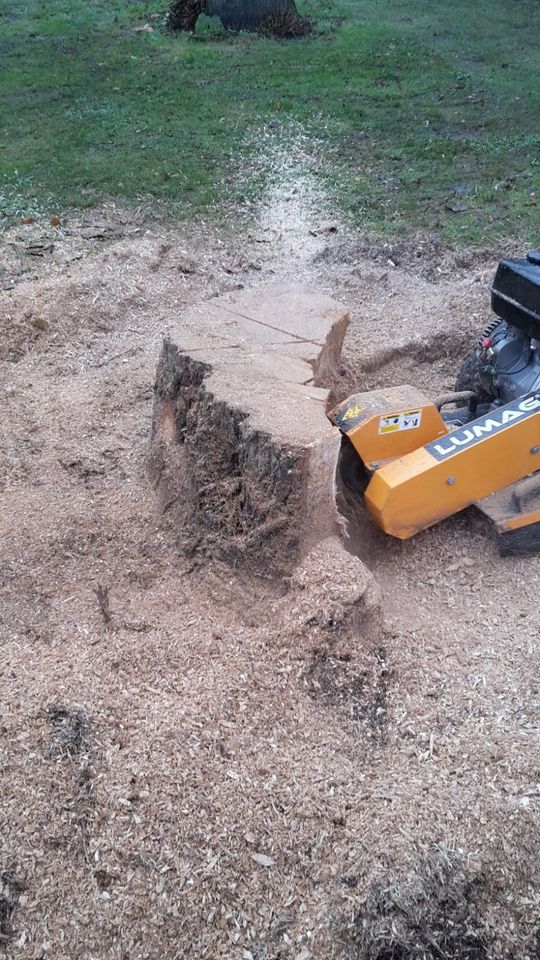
167, 0, 309, 36
148, 283, 350, 579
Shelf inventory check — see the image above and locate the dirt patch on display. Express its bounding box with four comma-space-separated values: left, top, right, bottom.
313, 232, 516, 284
0, 872, 25, 947
304, 648, 390, 732
347, 850, 489, 960
44, 705, 92, 760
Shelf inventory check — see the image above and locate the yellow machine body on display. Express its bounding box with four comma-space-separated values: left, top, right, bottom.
329, 386, 540, 543
329, 386, 448, 470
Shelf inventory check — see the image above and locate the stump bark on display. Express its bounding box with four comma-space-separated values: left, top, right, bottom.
207, 0, 299, 30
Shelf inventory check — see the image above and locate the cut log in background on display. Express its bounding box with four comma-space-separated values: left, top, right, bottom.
167, 0, 309, 36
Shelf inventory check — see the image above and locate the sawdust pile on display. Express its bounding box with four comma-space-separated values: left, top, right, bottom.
1, 209, 539, 958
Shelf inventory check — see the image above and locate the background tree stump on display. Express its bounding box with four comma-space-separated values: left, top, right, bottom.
167, 0, 309, 36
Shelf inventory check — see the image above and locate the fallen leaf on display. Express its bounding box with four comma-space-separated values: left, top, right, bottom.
251, 853, 275, 867
50, 215, 61, 227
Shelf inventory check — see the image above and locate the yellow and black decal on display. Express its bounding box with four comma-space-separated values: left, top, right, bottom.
379, 409, 422, 435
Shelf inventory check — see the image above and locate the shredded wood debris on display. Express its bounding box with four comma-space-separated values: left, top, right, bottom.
0, 203, 539, 958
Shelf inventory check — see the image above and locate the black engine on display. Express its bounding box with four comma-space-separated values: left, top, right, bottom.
456, 250, 540, 404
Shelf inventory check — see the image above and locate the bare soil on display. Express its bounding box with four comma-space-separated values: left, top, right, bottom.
1, 194, 539, 959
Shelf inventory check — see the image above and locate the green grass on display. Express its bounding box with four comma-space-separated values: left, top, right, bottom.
0, 0, 538, 242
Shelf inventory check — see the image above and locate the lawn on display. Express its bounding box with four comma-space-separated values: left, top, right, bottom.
0, 0, 538, 242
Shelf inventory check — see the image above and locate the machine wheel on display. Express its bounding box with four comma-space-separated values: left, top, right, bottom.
454, 349, 492, 401
337, 435, 370, 495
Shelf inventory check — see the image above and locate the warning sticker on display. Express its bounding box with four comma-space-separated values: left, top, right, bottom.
379, 409, 422, 435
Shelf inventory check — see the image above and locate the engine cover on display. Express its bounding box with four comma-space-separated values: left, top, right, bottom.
490, 253, 540, 338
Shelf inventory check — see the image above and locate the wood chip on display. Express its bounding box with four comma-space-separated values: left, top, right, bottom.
251, 853, 275, 868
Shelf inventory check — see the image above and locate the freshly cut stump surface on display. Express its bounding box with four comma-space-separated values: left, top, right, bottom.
149, 284, 350, 578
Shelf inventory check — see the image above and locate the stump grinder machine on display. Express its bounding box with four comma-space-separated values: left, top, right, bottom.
328, 251, 540, 555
